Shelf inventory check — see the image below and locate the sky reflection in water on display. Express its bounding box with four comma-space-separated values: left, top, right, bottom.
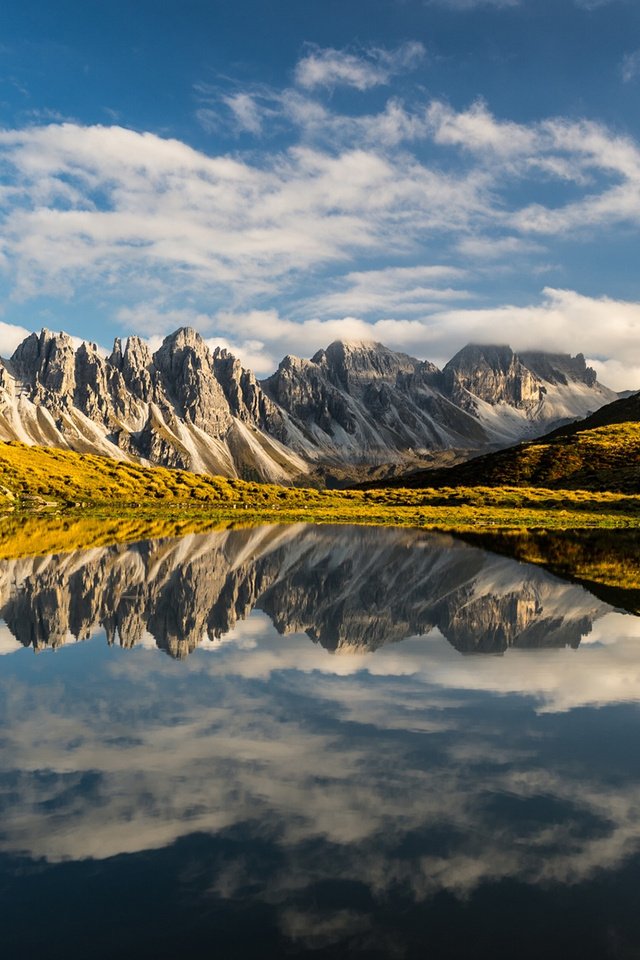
1, 524, 640, 959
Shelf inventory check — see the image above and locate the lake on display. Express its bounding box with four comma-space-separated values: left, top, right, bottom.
1, 523, 640, 959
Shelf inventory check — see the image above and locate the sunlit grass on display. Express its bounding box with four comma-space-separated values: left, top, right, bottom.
0, 439, 638, 561
403, 421, 640, 493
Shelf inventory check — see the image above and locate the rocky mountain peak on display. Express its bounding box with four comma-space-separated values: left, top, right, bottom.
211, 346, 287, 438
446, 343, 516, 373
153, 327, 209, 374
151, 328, 230, 432
10, 329, 78, 406
312, 339, 420, 394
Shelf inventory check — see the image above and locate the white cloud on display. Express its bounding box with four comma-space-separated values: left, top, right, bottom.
294, 42, 425, 91
0, 319, 31, 356
1, 96, 640, 375
428, 99, 538, 156
456, 235, 544, 259
621, 50, 640, 83
221, 91, 265, 134
0, 122, 487, 306
303, 264, 471, 318
129, 287, 640, 390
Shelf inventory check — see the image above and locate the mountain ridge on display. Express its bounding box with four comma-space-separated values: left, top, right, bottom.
0, 327, 617, 483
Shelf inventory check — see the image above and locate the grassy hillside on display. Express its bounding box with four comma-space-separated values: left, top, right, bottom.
363, 393, 640, 493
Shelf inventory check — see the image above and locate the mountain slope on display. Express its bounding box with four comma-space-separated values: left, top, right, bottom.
365, 391, 640, 493
0, 328, 617, 482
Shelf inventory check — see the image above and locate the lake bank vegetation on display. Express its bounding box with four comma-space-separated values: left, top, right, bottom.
0, 440, 638, 561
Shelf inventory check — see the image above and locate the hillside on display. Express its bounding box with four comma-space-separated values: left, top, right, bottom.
364, 391, 640, 493
459, 528, 640, 615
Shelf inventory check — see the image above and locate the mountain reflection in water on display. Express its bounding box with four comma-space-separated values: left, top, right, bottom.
0, 524, 618, 657
2, 524, 640, 960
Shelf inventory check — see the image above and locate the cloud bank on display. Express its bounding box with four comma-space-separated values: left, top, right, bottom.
1, 46, 640, 385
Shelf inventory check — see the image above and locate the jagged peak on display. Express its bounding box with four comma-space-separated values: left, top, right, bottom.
325, 337, 381, 352
211, 345, 234, 361
76, 339, 102, 358
273, 353, 312, 374
11, 328, 75, 363
312, 339, 401, 363
124, 334, 152, 360
210, 345, 245, 369
157, 326, 206, 351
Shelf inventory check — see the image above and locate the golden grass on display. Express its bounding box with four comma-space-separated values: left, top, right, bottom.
393, 421, 640, 493
0, 439, 638, 562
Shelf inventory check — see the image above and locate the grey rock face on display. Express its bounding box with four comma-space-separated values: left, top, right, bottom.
264, 353, 358, 435
263, 337, 599, 464
442, 344, 601, 413
443, 344, 543, 411
1, 326, 305, 481
152, 328, 231, 434
13, 329, 78, 403
519, 350, 598, 387
212, 347, 287, 441
109, 335, 155, 404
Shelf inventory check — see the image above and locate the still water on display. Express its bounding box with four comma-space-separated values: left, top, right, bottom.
1, 524, 640, 959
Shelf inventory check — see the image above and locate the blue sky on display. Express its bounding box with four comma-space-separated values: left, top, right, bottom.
1, 0, 640, 385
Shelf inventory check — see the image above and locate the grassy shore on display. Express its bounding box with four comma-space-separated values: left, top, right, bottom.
0, 440, 638, 560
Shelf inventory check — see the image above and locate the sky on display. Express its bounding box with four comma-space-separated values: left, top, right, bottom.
1, 0, 640, 386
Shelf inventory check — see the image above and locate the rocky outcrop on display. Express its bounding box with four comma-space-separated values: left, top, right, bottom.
0, 329, 618, 481
0, 525, 609, 659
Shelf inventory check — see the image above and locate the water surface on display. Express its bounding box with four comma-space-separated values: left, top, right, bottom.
1, 524, 640, 959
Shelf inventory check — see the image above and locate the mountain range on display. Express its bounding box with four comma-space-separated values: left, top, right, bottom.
0, 327, 618, 483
